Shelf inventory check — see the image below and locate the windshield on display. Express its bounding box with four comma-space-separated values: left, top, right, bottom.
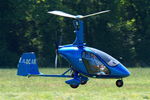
88, 47, 120, 66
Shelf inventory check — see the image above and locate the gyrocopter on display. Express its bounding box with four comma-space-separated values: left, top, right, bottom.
17, 10, 130, 88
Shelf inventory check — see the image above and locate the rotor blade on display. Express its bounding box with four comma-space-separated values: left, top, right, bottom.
55, 54, 58, 68
48, 11, 76, 19
82, 10, 110, 18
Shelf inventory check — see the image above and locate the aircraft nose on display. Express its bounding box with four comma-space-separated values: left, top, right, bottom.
117, 64, 130, 77
122, 68, 130, 77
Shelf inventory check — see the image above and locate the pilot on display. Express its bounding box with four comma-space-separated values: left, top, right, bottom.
95, 65, 106, 75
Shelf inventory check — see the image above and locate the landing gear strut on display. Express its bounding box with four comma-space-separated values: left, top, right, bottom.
116, 79, 123, 87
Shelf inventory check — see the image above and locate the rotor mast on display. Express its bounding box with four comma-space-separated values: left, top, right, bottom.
73, 20, 84, 46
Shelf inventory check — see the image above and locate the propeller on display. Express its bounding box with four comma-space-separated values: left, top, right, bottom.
55, 53, 58, 68
48, 10, 110, 19
55, 41, 59, 68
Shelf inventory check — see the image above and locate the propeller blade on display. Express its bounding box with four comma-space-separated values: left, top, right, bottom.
82, 10, 110, 18
48, 10, 110, 19
48, 11, 76, 19
55, 53, 58, 68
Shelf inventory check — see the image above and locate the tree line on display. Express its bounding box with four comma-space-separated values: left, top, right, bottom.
0, 0, 150, 67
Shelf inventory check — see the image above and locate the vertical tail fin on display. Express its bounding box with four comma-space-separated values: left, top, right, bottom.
17, 52, 40, 76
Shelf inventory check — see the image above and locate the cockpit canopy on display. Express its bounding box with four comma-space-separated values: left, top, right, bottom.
88, 47, 120, 67
82, 47, 120, 75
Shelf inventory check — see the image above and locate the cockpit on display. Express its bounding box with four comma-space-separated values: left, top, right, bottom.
82, 51, 110, 75
82, 47, 120, 75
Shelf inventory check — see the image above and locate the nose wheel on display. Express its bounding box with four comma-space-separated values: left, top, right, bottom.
116, 79, 123, 87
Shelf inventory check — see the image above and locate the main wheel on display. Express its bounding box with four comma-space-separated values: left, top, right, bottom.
81, 81, 87, 85
70, 84, 79, 88
116, 80, 123, 87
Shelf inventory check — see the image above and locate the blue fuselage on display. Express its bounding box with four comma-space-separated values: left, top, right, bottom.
58, 45, 130, 79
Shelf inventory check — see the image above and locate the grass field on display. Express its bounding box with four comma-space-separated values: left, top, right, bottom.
0, 68, 150, 100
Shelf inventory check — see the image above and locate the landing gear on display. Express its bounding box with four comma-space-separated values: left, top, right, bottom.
81, 80, 87, 85
116, 79, 123, 87
66, 70, 89, 88
70, 84, 79, 88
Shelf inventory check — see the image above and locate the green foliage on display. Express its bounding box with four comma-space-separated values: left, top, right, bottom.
0, 0, 150, 67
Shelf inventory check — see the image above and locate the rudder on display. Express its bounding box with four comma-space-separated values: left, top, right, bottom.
17, 52, 40, 76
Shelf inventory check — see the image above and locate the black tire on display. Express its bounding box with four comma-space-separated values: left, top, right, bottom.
116, 80, 123, 87
81, 81, 87, 85
70, 84, 79, 88
71, 73, 74, 77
